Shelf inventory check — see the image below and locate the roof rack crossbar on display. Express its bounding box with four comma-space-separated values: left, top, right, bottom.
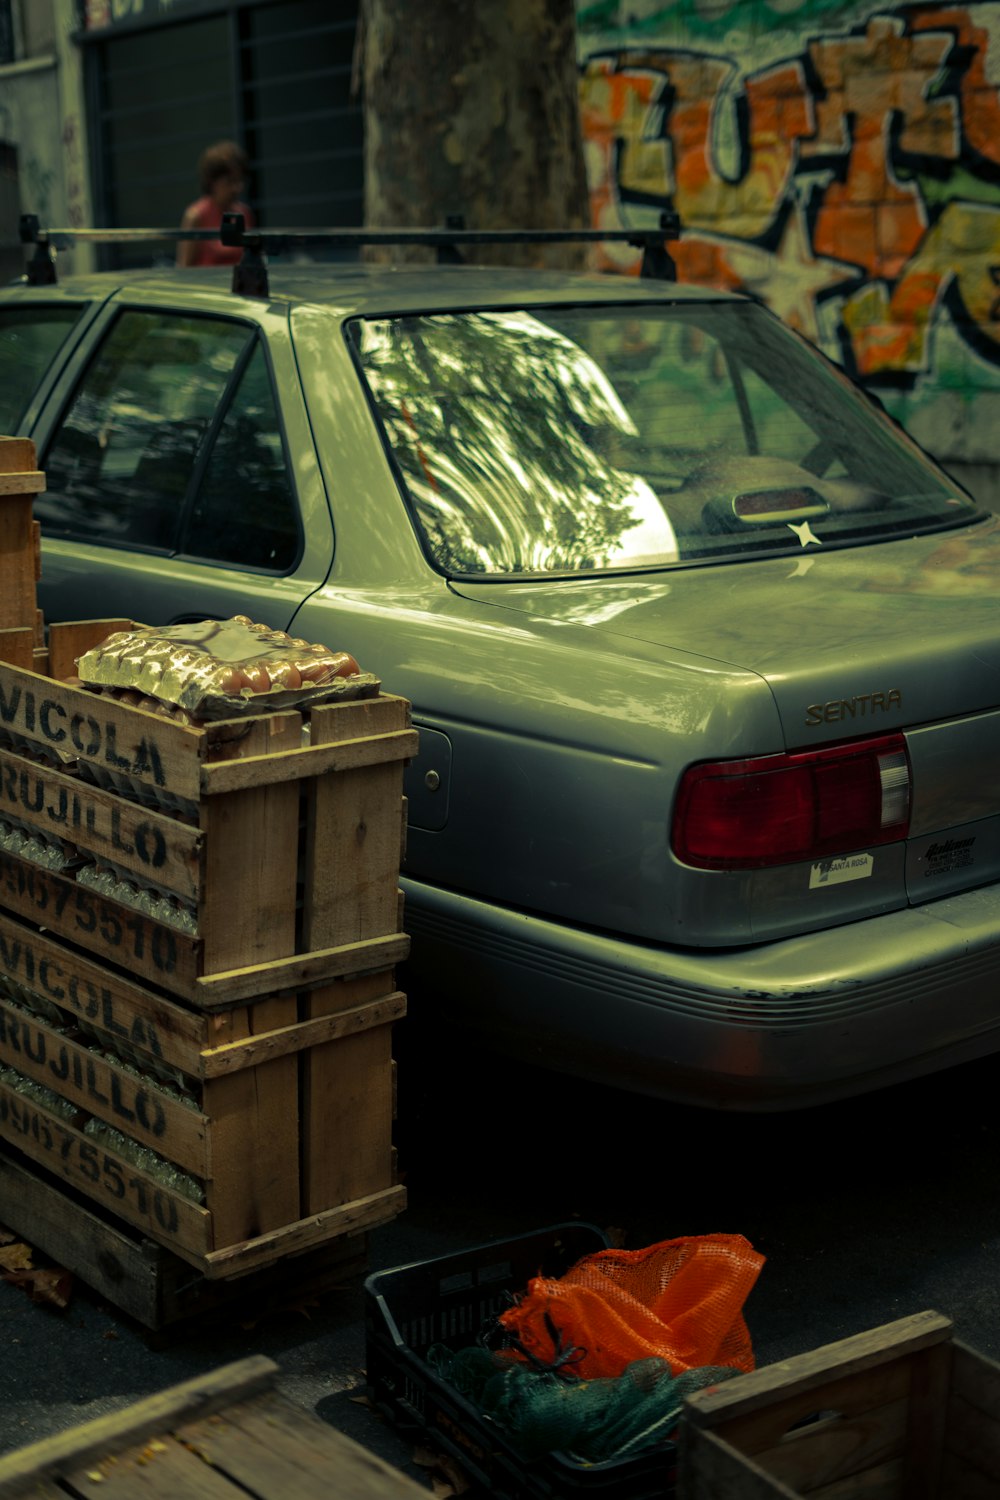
18, 210, 681, 294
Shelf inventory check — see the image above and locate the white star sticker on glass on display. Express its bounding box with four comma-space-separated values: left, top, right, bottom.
788, 520, 823, 547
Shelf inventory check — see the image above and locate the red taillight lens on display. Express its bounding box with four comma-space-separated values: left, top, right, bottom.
672, 734, 910, 870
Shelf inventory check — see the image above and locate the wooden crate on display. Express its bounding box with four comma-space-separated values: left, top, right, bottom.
0, 1354, 428, 1498
0, 619, 415, 1280
677, 1309, 1000, 1499
0, 1151, 369, 1330
0, 437, 44, 644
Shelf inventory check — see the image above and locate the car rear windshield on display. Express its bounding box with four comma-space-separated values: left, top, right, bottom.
351, 302, 977, 576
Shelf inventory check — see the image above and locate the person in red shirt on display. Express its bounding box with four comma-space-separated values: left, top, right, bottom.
177, 141, 256, 267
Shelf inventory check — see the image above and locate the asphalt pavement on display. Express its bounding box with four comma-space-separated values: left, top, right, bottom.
3, 1014, 1000, 1493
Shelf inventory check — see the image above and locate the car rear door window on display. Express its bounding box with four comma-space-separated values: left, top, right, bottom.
182, 341, 300, 571
0, 305, 85, 433
38, 310, 251, 551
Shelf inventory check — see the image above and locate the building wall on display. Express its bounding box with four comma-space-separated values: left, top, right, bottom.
577, 0, 1000, 505
0, 0, 93, 279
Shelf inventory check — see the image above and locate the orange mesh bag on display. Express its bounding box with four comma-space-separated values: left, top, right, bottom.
498, 1233, 764, 1381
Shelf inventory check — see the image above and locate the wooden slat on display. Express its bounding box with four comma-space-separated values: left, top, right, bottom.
952, 1340, 1000, 1423
0, 436, 38, 474
0, 470, 45, 495
900, 1341, 952, 1497
0, 849, 200, 996
179, 1389, 430, 1498
0, 1078, 210, 1258
192, 931, 410, 1007
70, 1434, 244, 1497
45, 619, 135, 682
201, 1182, 405, 1279
0, 1356, 276, 1498
0, 1150, 166, 1328
201, 997, 300, 1251
198, 989, 406, 1077
299, 697, 409, 1215
945, 1390, 1000, 1486
0, 659, 206, 801
0, 1000, 209, 1174
677, 1425, 800, 1500
683, 1312, 953, 1433
939, 1449, 1000, 1499
0, 745, 202, 901
197, 717, 301, 977
749, 1396, 909, 1494
807, 1455, 904, 1498
199, 725, 419, 794
0, 907, 207, 1075
0, 629, 36, 670
699, 1359, 913, 1459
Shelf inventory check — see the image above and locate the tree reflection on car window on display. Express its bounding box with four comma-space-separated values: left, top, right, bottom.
354, 304, 972, 575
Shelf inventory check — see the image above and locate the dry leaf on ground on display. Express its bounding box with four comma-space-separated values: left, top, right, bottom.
2, 1265, 73, 1310
0, 1242, 33, 1273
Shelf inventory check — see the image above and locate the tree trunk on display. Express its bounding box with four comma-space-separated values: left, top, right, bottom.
359, 0, 589, 267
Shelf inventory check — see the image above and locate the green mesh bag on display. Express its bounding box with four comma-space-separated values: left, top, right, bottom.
427, 1345, 737, 1463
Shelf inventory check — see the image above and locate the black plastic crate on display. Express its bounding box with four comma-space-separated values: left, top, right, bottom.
364, 1222, 678, 1499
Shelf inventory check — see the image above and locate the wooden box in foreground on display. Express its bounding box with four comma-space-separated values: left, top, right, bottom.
678, 1309, 1000, 1500
0, 618, 416, 1289
0, 1355, 428, 1499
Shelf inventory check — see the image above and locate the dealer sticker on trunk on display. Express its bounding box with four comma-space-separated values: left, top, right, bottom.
809, 853, 873, 889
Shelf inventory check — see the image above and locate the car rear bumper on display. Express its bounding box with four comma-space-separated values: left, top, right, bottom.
401, 876, 1000, 1110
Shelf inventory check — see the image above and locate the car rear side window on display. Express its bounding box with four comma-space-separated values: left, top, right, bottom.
0, 305, 85, 434
37, 309, 298, 571
182, 341, 300, 571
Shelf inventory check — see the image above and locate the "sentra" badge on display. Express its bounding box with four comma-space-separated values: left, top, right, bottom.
805, 690, 902, 726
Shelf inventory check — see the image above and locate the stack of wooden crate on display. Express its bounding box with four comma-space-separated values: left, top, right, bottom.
0, 437, 415, 1325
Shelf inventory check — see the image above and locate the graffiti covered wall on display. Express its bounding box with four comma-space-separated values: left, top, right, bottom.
578, 0, 1000, 503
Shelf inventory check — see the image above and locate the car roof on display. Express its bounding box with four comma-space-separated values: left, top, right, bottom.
6, 261, 745, 317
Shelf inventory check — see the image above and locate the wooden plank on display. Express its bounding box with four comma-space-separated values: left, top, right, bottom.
807, 1455, 904, 1498
299, 698, 408, 1215
0, 499, 38, 634
0, 849, 200, 997
192, 932, 410, 1008
0, 1078, 210, 1259
683, 1312, 953, 1432
202, 1182, 405, 1279
0, 1149, 164, 1328
197, 716, 300, 977
201, 996, 300, 1252
0, 470, 45, 495
701, 1361, 913, 1461
46, 619, 135, 683
0, 999, 208, 1174
198, 989, 406, 1077
64, 1433, 240, 1498
952, 1340, 1000, 1423
0, 744, 202, 901
900, 1341, 952, 1498
945, 1390, 1000, 1486
0, 629, 36, 670
677, 1425, 801, 1500
0, 436, 38, 474
179, 1389, 430, 1498
749, 1396, 909, 1494
199, 726, 419, 794
0, 659, 206, 801
0, 907, 207, 1076
0, 1356, 276, 1498
939, 1449, 1000, 1499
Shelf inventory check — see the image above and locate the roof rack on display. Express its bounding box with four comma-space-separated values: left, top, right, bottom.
18, 211, 680, 297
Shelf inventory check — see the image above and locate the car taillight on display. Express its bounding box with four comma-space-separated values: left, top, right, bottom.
672, 733, 910, 870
